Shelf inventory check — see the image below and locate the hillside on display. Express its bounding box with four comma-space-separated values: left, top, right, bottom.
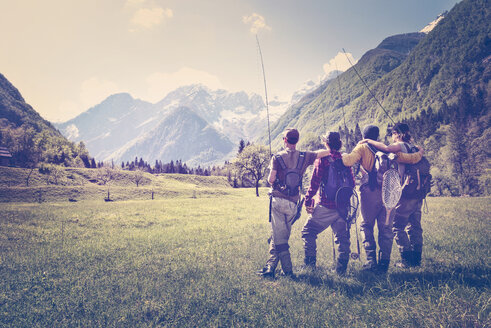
263, 0, 490, 196
263, 32, 426, 150
0, 74, 92, 168
0, 166, 232, 202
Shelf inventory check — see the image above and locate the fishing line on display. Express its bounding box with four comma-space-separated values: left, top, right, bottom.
256, 35, 272, 157
342, 48, 395, 124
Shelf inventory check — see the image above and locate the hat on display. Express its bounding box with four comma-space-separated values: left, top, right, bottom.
392, 123, 409, 134
362, 124, 379, 140
284, 128, 299, 144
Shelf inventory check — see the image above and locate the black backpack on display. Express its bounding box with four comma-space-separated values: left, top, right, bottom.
320, 156, 355, 219
274, 152, 306, 197
401, 143, 432, 200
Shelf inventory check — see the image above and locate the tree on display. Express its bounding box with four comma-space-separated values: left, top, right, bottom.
132, 169, 145, 187
232, 144, 270, 197
97, 167, 115, 185
238, 139, 246, 154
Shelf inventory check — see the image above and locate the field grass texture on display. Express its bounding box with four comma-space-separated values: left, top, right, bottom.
0, 185, 489, 327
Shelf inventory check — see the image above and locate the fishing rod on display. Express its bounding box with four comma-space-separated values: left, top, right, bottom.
256, 34, 275, 225
342, 48, 395, 124
334, 60, 361, 261
256, 35, 272, 158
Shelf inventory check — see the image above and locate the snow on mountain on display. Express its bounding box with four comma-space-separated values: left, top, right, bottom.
55, 85, 280, 166
420, 12, 446, 34
108, 106, 234, 167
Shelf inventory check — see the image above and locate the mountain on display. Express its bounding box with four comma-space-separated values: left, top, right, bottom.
0, 73, 91, 167
109, 106, 234, 167
56, 85, 281, 166
56, 93, 159, 161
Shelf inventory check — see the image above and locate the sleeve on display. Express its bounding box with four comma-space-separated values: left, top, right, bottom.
305, 158, 323, 207
342, 144, 363, 167
306, 151, 318, 166
270, 155, 278, 171
396, 151, 422, 164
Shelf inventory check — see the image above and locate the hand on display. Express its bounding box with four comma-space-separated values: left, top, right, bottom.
358, 138, 369, 145
415, 145, 425, 155
305, 206, 314, 214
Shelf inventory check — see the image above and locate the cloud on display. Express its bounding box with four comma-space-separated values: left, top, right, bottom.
322, 52, 357, 76
144, 67, 224, 102
124, 0, 146, 8
242, 13, 271, 34
130, 7, 173, 30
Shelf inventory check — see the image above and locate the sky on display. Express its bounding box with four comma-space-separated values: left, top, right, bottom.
1, 0, 459, 123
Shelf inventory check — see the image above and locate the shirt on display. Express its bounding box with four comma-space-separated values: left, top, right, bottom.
270, 148, 317, 203
304, 150, 355, 209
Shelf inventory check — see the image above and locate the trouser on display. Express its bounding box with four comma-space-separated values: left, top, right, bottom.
265, 196, 297, 273
393, 198, 423, 253
301, 205, 350, 261
360, 184, 396, 261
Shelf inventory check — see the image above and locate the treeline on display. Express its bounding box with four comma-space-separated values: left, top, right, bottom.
0, 118, 91, 168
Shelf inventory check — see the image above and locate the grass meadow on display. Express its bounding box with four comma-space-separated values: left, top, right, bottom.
0, 177, 490, 327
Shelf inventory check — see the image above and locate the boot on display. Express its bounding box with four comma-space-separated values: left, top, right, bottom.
304, 256, 317, 270
361, 256, 377, 273
335, 258, 349, 276
255, 265, 275, 279
279, 252, 294, 276
395, 251, 411, 269
280, 270, 297, 280
377, 259, 390, 274
411, 250, 422, 267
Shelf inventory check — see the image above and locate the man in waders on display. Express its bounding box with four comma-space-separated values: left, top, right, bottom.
256, 128, 330, 279
342, 125, 423, 273
302, 132, 355, 276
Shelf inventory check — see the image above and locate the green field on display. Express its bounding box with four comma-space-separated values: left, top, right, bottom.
0, 170, 490, 327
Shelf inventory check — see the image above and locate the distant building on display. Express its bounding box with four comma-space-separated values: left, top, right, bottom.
0, 146, 13, 166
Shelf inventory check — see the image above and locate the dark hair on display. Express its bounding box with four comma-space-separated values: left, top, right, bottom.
392, 123, 411, 142
326, 131, 342, 151
284, 128, 299, 144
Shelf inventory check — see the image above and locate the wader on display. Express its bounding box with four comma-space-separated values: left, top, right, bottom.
301, 205, 350, 274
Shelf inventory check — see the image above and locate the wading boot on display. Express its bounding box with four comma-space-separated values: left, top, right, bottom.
377, 259, 390, 274
335, 258, 349, 276
394, 251, 412, 269
255, 265, 275, 279
279, 251, 293, 272
361, 257, 377, 273
411, 250, 422, 267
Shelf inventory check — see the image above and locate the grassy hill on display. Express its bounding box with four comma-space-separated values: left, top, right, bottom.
0, 194, 489, 327
0, 166, 233, 203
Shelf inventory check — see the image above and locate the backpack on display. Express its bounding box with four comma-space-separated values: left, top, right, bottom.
274, 152, 306, 197
364, 144, 400, 190
320, 156, 355, 219
401, 143, 432, 200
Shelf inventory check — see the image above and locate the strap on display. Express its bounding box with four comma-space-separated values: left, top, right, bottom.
296, 151, 306, 170
275, 154, 287, 171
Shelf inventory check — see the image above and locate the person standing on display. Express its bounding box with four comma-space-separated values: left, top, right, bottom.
342, 125, 423, 273
360, 123, 425, 268
256, 128, 330, 279
302, 132, 355, 276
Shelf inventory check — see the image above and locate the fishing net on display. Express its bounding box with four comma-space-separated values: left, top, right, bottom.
382, 169, 402, 210
336, 187, 359, 225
